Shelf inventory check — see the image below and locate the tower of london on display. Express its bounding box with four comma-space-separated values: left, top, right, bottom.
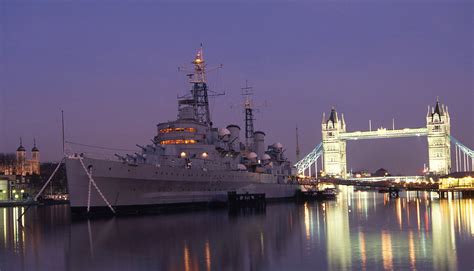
0, 138, 40, 176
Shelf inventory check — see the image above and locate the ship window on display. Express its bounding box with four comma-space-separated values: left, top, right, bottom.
160, 139, 197, 145
159, 127, 197, 134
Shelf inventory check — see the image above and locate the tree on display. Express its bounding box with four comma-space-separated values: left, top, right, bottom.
0, 153, 16, 174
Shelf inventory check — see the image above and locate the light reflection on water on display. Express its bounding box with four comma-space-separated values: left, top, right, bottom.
0, 188, 473, 271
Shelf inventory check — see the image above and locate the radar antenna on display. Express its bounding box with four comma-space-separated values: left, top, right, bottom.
242, 80, 255, 149
177, 44, 224, 126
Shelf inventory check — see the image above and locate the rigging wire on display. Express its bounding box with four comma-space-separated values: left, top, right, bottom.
65, 141, 136, 152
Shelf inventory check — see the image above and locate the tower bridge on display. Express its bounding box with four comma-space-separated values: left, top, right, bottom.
295, 99, 473, 178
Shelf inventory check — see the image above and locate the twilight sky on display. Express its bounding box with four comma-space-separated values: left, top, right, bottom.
0, 1, 472, 175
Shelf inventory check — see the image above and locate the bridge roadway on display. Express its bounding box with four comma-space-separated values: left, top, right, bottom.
297, 176, 439, 193
339, 127, 428, 140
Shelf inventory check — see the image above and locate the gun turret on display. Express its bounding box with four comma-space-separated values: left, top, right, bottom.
114, 154, 126, 162
126, 154, 137, 162
146, 144, 157, 152
135, 152, 145, 160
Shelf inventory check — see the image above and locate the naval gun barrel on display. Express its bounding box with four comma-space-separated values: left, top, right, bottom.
126, 154, 137, 162
136, 144, 147, 151
114, 154, 126, 161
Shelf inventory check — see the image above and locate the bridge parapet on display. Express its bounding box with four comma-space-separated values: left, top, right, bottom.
340, 127, 428, 140
344, 176, 426, 183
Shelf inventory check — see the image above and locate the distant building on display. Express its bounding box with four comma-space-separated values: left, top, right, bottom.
373, 168, 390, 177
0, 153, 15, 175
439, 172, 474, 191
0, 138, 40, 176
0, 176, 15, 201
352, 170, 371, 178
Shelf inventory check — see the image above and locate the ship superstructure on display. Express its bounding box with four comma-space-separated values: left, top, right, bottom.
65, 47, 299, 214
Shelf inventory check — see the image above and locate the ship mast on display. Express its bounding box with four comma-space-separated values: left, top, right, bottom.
242, 80, 254, 150
178, 45, 224, 126
296, 125, 300, 161
189, 45, 211, 125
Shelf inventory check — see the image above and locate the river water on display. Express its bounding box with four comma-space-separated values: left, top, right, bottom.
0, 187, 473, 271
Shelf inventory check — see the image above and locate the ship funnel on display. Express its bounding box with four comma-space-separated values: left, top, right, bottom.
253, 131, 266, 159
227, 125, 241, 151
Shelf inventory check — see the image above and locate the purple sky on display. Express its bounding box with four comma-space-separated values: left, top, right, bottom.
0, 1, 472, 174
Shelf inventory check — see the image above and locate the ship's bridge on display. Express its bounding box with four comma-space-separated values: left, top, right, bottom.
156, 120, 208, 145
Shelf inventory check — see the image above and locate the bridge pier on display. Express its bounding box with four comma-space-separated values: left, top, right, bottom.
439, 190, 474, 199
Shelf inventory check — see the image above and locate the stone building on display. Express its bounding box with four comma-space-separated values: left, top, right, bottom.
16, 138, 40, 176
0, 138, 40, 176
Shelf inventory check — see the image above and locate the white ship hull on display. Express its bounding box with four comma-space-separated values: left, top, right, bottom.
66, 157, 301, 214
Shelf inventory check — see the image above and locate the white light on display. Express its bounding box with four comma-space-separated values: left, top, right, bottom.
201, 152, 208, 158
180, 152, 187, 158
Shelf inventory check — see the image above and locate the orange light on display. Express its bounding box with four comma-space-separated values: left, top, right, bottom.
160, 139, 197, 145
159, 127, 197, 134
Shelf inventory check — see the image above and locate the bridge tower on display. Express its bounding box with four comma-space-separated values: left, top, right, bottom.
426, 99, 451, 175
322, 107, 347, 177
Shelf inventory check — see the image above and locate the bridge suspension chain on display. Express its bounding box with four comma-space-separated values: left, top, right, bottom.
294, 142, 323, 174
450, 136, 473, 158
451, 136, 473, 172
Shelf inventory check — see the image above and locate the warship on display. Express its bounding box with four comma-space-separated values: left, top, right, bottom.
65, 47, 301, 214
